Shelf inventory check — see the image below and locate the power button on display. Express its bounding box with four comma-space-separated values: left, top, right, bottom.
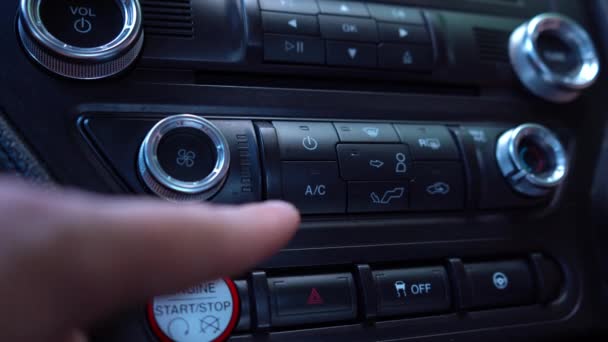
73, 17, 93, 34
148, 278, 240, 342
38, 1, 125, 48
18, 0, 143, 79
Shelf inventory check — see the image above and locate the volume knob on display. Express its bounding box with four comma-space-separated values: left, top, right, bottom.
18, 0, 143, 80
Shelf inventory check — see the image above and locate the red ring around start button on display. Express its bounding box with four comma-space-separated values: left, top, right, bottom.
147, 278, 240, 342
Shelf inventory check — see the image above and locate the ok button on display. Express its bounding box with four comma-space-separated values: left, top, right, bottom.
319, 15, 379, 42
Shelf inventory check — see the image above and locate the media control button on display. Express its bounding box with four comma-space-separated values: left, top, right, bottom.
319, 15, 379, 42
378, 23, 430, 44
411, 162, 465, 211
262, 12, 319, 36
268, 274, 357, 327
378, 43, 434, 71
273, 122, 339, 161
326, 41, 377, 68
394, 125, 460, 161
464, 260, 535, 310
366, 4, 424, 25
373, 267, 451, 317
148, 278, 240, 342
264, 34, 325, 64
259, 0, 319, 14
337, 144, 412, 180
348, 181, 409, 213
282, 162, 346, 214
334, 122, 400, 143
318, 0, 370, 17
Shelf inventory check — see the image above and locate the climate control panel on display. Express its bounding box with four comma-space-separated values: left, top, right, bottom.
82, 115, 568, 215
267, 121, 464, 214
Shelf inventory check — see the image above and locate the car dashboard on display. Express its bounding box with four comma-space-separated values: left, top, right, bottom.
2, 0, 608, 341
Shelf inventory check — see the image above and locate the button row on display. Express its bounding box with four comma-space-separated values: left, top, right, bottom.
260, 0, 434, 70
274, 121, 459, 161
238, 256, 559, 329
264, 37, 434, 71
272, 121, 463, 214
260, 0, 425, 23
262, 14, 429, 44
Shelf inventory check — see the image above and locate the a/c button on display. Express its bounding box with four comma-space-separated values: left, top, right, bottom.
282, 162, 346, 214
373, 266, 451, 317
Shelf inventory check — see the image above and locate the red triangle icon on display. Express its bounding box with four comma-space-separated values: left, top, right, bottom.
306, 288, 324, 305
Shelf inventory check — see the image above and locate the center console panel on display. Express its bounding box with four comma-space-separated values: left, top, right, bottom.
3, 0, 607, 341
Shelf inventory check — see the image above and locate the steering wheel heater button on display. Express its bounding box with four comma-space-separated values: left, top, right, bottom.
463, 260, 535, 310
148, 278, 240, 342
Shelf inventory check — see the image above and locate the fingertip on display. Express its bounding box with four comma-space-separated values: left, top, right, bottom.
250, 200, 301, 232
260, 200, 301, 222
230, 200, 300, 243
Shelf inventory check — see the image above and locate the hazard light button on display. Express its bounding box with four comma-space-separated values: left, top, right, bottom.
147, 278, 240, 342
267, 273, 357, 327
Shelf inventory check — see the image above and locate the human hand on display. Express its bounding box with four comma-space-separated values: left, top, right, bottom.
0, 178, 300, 342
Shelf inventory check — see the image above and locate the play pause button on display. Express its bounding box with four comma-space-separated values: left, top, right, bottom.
326, 41, 377, 67
264, 34, 324, 64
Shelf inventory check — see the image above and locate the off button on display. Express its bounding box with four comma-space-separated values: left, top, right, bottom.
273, 122, 340, 161
373, 266, 451, 317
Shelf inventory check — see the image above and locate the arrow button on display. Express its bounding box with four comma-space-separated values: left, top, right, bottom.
262, 12, 320, 35
327, 41, 377, 67
378, 22, 431, 44
347, 48, 358, 59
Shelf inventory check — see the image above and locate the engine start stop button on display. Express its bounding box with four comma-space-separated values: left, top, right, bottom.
148, 278, 240, 342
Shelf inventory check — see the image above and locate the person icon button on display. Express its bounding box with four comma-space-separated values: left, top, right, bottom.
395, 152, 408, 174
